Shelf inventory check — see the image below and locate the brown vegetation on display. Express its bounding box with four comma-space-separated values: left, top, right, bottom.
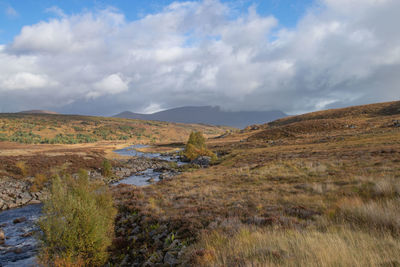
111, 100, 400, 265
0, 114, 228, 179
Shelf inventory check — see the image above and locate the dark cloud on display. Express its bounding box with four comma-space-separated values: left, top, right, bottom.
0, 0, 399, 115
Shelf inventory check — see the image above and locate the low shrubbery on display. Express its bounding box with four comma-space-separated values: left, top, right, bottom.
15, 161, 28, 177
38, 170, 117, 266
30, 173, 48, 192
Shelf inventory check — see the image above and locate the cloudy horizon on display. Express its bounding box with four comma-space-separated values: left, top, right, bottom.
0, 0, 399, 116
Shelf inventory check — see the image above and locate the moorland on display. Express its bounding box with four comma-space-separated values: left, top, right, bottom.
1, 100, 400, 266
111, 100, 400, 266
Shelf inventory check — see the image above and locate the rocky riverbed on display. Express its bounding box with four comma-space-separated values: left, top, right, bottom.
0, 144, 183, 266
0, 179, 44, 211
0, 156, 178, 212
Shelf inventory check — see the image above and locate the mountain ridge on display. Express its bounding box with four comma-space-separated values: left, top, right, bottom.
114, 106, 287, 128
18, 110, 59, 115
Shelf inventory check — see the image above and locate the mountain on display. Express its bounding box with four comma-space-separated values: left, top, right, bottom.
113, 106, 287, 128
18, 110, 59, 114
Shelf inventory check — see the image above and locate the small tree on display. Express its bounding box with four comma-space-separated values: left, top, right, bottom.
183, 131, 216, 161
102, 159, 112, 177
38, 170, 117, 266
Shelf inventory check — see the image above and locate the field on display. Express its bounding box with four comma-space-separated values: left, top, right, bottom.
0, 113, 230, 179
111, 101, 400, 266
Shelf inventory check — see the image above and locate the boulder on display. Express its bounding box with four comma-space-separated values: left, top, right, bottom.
0, 228, 5, 241
164, 251, 177, 265
13, 217, 27, 224
191, 156, 211, 167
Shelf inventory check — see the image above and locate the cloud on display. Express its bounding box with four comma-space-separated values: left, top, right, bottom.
5, 6, 18, 17
90, 74, 129, 98
0, 72, 54, 90
0, 0, 399, 115
45, 6, 66, 18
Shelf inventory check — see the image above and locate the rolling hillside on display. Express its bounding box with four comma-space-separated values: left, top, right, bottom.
0, 113, 230, 145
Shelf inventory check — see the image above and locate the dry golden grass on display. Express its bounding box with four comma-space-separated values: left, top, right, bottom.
188, 224, 400, 267
112, 100, 400, 266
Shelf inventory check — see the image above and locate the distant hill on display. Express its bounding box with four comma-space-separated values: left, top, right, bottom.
114, 106, 287, 128
18, 110, 59, 115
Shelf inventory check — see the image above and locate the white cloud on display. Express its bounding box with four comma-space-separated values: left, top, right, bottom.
0, 0, 400, 114
89, 74, 129, 98
0, 72, 52, 90
142, 103, 164, 114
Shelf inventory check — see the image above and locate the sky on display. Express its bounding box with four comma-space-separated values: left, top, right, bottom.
0, 0, 399, 115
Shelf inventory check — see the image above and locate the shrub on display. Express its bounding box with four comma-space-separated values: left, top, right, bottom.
182, 132, 216, 161
102, 159, 113, 177
30, 173, 48, 192
15, 161, 28, 177
38, 170, 117, 266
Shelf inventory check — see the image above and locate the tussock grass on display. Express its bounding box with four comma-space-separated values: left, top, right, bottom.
372, 178, 400, 198
188, 225, 400, 267
336, 197, 400, 235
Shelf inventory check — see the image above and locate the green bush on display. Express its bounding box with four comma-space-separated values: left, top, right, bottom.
102, 159, 113, 177
38, 170, 117, 266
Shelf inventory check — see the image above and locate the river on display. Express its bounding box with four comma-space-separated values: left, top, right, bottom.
0, 144, 182, 266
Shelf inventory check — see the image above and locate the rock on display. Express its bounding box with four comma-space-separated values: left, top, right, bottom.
191, 156, 211, 167
28, 199, 41, 204
13, 217, 27, 224
159, 173, 174, 180
164, 251, 177, 265
147, 250, 163, 264
12, 247, 23, 254
0, 228, 5, 241
20, 231, 34, 238
167, 239, 181, 251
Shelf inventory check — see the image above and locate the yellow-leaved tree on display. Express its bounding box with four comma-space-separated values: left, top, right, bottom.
182, 131, 216, 161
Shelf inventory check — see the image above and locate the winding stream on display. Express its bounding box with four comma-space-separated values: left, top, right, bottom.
0, 144, 182, 266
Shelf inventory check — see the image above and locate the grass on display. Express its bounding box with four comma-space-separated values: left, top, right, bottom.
335, 197, 400, 235
111, 100, 400, 265
187, 224, 400, 267
0, 113, 229, 179
0, 113, 230, 145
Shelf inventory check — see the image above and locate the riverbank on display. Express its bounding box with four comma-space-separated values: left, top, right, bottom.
0, 144, 184, 266
0, 146, 181, 212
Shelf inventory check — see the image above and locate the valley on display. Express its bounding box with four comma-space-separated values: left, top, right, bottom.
0, 100, 400, 266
